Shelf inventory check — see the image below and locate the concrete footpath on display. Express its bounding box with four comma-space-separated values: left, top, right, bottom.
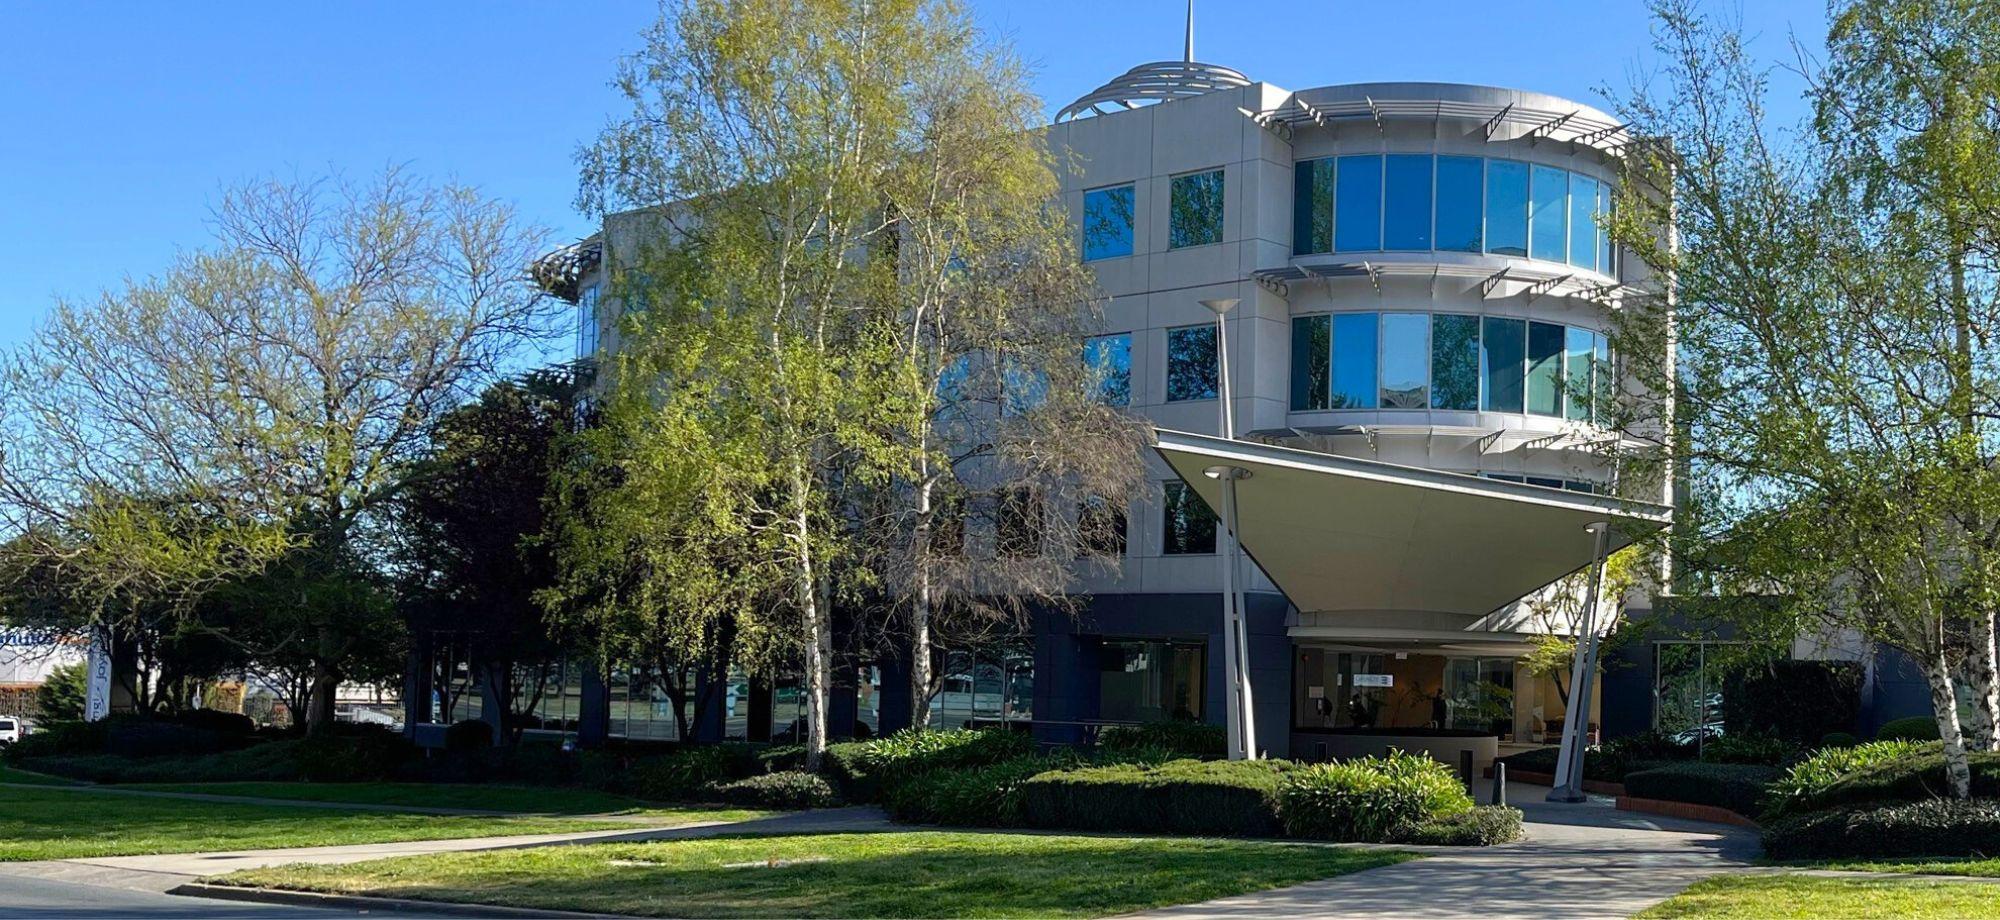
1133, 782, 1760, 920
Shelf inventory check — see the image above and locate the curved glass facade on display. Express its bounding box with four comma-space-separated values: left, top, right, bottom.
1290, 311, 1610, 420
1294, 155, 1616, 275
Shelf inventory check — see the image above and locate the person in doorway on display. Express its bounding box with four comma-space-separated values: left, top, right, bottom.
1346, 693, 1374, 729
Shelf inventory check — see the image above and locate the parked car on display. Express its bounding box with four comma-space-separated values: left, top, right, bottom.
0, 716, 20, 744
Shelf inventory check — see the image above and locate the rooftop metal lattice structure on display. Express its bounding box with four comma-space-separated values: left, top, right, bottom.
529, 237, 603, 305
1253, 94, 1634, 153
1056, 60, 1254, 122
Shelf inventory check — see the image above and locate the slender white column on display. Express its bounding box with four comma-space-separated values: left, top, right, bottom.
1548, 521, 1611, 802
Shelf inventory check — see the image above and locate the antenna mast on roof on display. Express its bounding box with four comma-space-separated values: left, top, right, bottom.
1184, 0, 1195, 62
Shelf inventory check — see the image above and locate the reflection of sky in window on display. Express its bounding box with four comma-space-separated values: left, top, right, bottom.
1335, 155, 1381, 252
1379, 313, 1429, 409
1082, 184, 1134, 261
1330, 312, 1377, 409
1083, 333, 1130, 406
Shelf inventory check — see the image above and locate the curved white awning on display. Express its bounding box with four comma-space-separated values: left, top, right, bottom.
1152, 429, 1672, 619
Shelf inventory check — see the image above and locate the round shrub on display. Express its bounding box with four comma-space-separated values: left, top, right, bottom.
1766, 739, 1931, 818
628, 745, 747, 801
1097, 721, 1225, 760
444, 719, 494, 752
1775, 746, 2000, 815
1621, 761, 1781, 817
823, 728, 1035, 803
1819, 732, 1858, 749
706, 770, 839, 810
1277, 751, 1473, 842
1391, 805, 1524, 846
1764, 798, 2000, 860
1877, 716, 1941, 742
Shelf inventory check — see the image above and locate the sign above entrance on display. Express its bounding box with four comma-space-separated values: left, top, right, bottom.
1352, 674, 1393, 688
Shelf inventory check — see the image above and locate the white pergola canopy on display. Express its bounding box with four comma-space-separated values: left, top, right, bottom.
1153, 429, 1671, 620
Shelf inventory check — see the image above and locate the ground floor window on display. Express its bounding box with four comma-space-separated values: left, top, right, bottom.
1443, 657, 1515, 735
1654, 640, 1740, 742
928, 641, 1033, 730
1294, 648, 1519, 736
1098, 638, 1203, 723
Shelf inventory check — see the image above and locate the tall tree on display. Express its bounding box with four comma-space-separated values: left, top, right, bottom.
1609, 0, 2000, 796
0, 169, 555, 733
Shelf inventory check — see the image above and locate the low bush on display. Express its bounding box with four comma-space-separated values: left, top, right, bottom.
1778, 747, 2000, 815
822, 728, 1035, 803
1, 720, 107, 762
1621, 761, 1781, 817
885, 754, 1070, 827
1019, 758, 1294, 837
1765, 740, 1932, 818
16, 732, 417, 785
1698, 732, 1800, 767
171, 708, 257, 738
1096, 721, 1225, 760
1391, 805, 1525, 846
1719, 660, 1860, 745
1877, 716, 1942, 742
1763, 798, 2000, 860
444, 719, 494, 752
626, 744, 761, 801
1819, 732, 1858, 749
706, 770, 839, 810
1277, 751, 1473, 842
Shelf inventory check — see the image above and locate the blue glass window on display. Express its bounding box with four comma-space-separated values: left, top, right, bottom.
1293, 159, 1335, 255
1431, 314, 1480, 410
1383, 155, 1433, 250
1435, 156, 1483, 253
1598, 183, 1615, 275
1162, 482, 1217, 555
1480, 316, 1525, 412
575, 285, 600, 359
1082, 184, 1135, 261
1485, 160, 1529, 257
1330, 312, 1379, 409
1526, 321, 1565, 417
1530, 165, 1568, 263
1083, 333, 1131, 406
1165, 324, 1217, 401
1568, 174, 1599, 271
1290, 315, 1331, 411
1565, 326, 1595, 421
1335, 155, 1383, 252
1595, 332, 1611, 414
1170, 169, 1225, 249
1379, 313, 1429, 409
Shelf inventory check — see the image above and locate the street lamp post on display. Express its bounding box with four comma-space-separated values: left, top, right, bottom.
1199, 297, 1257, 760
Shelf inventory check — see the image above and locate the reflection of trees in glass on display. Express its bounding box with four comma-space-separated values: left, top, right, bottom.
1294, 159, 1336, 254
1083, 185, 1135, 260
1084, 334, 1131, 406
1078, 495, 1126, 558
1431, 314, 1480, 410
1290, 316, 1330, 410
1169, 169, 1225, 249
1161, 482, 1217, 554
995, 487, 1041, 558
1654, 642, 1720, 738
1166, 325, 1217, 401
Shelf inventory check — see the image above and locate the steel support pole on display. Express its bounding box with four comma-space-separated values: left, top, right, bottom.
1209, 305, 1257, 760
1548, 521, 1612, 803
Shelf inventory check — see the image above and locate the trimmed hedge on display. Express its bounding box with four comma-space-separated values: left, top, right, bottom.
1719, 660, 1859, 745
1621, 761, 1781, 817
1765, 740, 1932, 818
1779, 748, 2000, 815
1698, 732, 1800, 767
823, 728, 1035, 803
1277, 751, 1473, 842
1494, 733, 1677, 784
17, 731, 416, 784
1391, 805, 1525, 846
884, 754, 1068, 827
1020, 758, 1294, 837
1877, 716, 1942, 742
706, 770, 839, 810
624, 743, 763, 801
444, 719, 494, 752
1096, 721, 1225, 760
1764, 798, 2000, 860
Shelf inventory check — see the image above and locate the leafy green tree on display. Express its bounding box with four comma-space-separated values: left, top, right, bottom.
35, 661, 86, 722
1608, 0, 2000, 796
0, 169, 555, 733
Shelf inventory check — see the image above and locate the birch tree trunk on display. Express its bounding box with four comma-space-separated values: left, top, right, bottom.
1925, 652, 1975, 798
1965, 609, 2000, 752
910, 470, 934, 730
793, 463, 831, 771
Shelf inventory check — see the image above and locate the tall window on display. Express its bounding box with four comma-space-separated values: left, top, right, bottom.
1293, 158, 1335, 254
1599, 183, 1616, 275
1480, 316, 1526, 413
1169, 169, 1224, 249
1485, 160, 1529, 258
1529, 165, 1569, 263
1431, 314, 1480, 411
1379, 313, 1430, 409
576, 284, 600, 359
1165, 324, 1217, 402
1435, 156, 1483, 253
1078, 495, 1127, 558
1161, 481, 1217, 555
1082, 184, 1135, 261
1568, 174, 1600, 273
1099, 639, 1204, 722
1330, 312, 1379, 409
1525, 320, 1566, 417
1565, 326, 1596, 422
1334, 155, 1382, 252
996, 488, 1041, 558
1083, 333, 1131, 406
1383, 155, 1433, 251
1290, 315, 1330, 411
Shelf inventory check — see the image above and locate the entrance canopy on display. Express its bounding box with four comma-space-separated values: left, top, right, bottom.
1153, 429, 1672, 619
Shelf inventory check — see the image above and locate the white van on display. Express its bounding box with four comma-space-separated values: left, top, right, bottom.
0, 717, 20, 744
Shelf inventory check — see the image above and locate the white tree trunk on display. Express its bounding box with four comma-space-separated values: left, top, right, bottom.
792, 465, 832, 772
1966, 609, 2000, 753
1924, 652, 1975, 799
910, 473, 934, 731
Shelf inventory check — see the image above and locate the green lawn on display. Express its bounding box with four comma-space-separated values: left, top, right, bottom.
213, 831, 1415, 918
1798, 856, 2000, 878
1641, 874, 2000, 918
0, 784, 745, 861
0, 764, 80, 786
118, 780, 757, 819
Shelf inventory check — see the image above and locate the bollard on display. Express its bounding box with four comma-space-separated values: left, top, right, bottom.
1459, 749, 1474, 791
1491, 761, 1507, 807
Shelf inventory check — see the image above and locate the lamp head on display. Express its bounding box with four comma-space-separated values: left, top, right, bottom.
1198, 297, 1240, 316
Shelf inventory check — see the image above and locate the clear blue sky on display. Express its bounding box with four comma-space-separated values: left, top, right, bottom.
0, 1, 1827, 352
